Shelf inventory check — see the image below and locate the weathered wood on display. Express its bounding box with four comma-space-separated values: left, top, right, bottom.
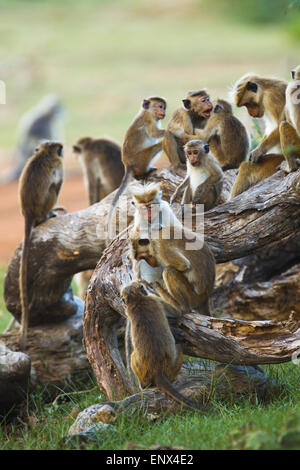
0, 308, 91, 391
3, 166, 300, 401
0, 342, 31, 413
4, 167, 300, 326
84, 257, 300, 399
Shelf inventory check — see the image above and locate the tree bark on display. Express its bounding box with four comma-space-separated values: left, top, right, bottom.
3, 167, 300, 400
0, 309, 91, 392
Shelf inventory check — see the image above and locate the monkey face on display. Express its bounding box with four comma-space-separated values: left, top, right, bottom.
193, 95, 213, 119
244, 102, 264, 118
185, 143, 209, 166
121, 281, 148, 305
152, 101, 166, 120
237, 80, 264, 118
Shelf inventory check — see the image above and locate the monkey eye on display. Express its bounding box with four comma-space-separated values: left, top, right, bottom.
192, 150, 198, 155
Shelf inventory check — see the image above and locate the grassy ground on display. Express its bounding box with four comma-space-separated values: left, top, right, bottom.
0, 363, 299, 450
0, 261, 299, 450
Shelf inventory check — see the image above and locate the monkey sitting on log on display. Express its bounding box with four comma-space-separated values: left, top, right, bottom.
129, 183, 216, 316
163, 90, 213, 169
121, 281, 207, 411
228, 72, 290, 197
108, 96, 166, 235
196, 99, 250, 170
280, 64, 300, 172
18, 141, 64, 349
170, 139, 224, 211
73, 136, 124, 205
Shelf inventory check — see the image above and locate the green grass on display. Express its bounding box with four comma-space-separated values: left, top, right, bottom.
0, 363, 299, 450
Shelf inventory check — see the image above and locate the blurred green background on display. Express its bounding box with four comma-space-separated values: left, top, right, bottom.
0, 0, 299, 330
0, 0, 299, 152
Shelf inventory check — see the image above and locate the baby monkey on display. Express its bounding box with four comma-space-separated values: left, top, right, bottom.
170, 139, 224, 211
18, 141, 64, 349
121, 281, 206, 411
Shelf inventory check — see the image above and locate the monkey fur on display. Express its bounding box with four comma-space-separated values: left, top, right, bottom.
197, 99, 250, 170
129, 183, 216, 316
163, 90, 213, 169
121, 281, 207, 411
73, 136, 124, 204
170, 139, 224, 211
18, 141, 64, 349
107, 96, 166, 237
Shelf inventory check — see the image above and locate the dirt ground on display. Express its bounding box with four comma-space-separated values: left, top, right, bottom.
0, 148, 168, 264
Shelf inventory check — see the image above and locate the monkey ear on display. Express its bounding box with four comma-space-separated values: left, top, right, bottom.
72, 145, 81, 153
139, 284, 148, 296
57, 145, 63, 157
204, 144, 210, 154
291, 70, 295, 80
142, 99, 150, 109
182, 99, 191, 110
246, 81, 258, 93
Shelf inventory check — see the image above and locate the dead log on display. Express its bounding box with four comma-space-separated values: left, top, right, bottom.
0, 342, 31, 413
0, 308, 91, 391
213, 233, 300, 321
84, 246, 300, 399
3, 167, 300, 400
4, 167, 300, 326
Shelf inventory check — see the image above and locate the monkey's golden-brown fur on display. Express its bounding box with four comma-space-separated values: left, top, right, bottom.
121, 281, 206, 411
230, 72, 299, 195
163, 90, 213, 168
280, 65, 300, 172
230, 154, 284, 199
73, 137, 124, 205
232, 73, 288, 161
18, 141, 64, 349
170, 139, 224, 211
197, 99, 249, 170
108, 97, 166, 236
130, 183, 216, 315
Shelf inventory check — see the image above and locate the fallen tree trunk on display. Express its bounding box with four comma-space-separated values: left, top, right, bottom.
0, 309, 91, 391
3, 167, 300, 401
4, 167, 300, 325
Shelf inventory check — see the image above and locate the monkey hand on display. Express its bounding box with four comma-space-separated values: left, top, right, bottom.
249, 147, 264, 163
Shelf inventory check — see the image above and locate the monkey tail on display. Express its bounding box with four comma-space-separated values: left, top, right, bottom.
155, 372, 207, 412
19, 215, 32, 350
107, 168, 132, 240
